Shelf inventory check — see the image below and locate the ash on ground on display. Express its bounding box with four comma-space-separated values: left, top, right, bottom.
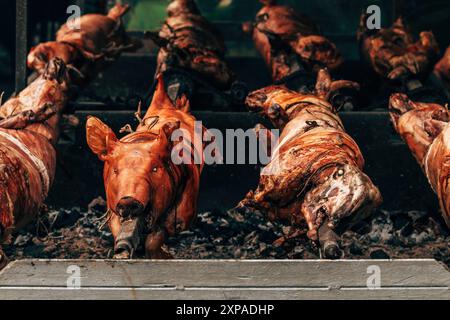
4, 197, 449, 266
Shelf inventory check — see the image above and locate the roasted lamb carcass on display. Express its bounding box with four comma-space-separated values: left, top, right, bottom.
434, 46, 450, 90
0, 59, 70, 269
357, 15, 439, 82
243, 0, 342, 82
86, 76, 205, 259
389, 93, 450, 228
27, 3, 140, 83
148, 0, 235, 91
237, 69, 381, 258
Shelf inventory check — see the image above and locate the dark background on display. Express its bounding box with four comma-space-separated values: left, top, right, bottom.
1, 0, 450, 98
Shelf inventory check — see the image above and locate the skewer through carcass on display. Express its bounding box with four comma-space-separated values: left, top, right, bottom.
147, 0, 237, 104
243, 0, 342, 83
27, 3, 141, 84
357, 14, 439, 84
86, 76, 206, 259
237, 69, 382, 258
0, 59, 70, 269
389, 93, 450, 228
0, 3, 140, 269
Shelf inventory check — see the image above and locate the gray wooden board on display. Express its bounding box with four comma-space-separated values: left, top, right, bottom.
0, 259, 448, 300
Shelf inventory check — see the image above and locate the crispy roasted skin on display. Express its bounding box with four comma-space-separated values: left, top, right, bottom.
150, 0, 234, 88
434, 46, 450, 89
27, 3, 140, 81
389, 93, 450, 227
0, 59, 70, 257
243, 0, 342, 82
357, 15, 439, 81
239, 69, 381, 242
86, 76, 205, 258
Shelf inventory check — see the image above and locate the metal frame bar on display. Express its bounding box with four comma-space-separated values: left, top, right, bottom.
15, 0, 28, 94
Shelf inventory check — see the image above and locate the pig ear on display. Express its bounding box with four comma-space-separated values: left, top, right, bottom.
86, 116, 118, 160
158, 121, 181, 149
150, 75, 175, 110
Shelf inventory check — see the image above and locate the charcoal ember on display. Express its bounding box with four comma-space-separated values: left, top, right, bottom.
88, 196, 107, 213
428, 217, 449, 237
410, 230, 436, 244
391, 212, 412, 231
348, 242, 364, 255
351, 220, 371, 234
370, 248, 390, 259
13, 234, 31, 247
3, 205, 450, 266
50, 209, 81, 229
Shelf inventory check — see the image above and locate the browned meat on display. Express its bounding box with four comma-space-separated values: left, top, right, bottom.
27, 4, 140, 82
389, 93, 450, 228
86, 76, 205, 259
357, 15, 439, 81
0, 59, 70, 269
149, 0, 235, 88
238, 69, 381, 258
243, 0, 342, 82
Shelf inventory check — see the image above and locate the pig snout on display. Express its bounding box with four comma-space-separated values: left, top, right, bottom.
115, 197, 145, 218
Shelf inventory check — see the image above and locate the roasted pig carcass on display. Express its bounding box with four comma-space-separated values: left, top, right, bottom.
237, 69, 381, 258
434, 46, 450, 90
148, 0, 234, 89
0, 59, 70, 269
357, 15, 439, 81
86, 76, 205, 259
27, 3, 140, 82
243, 0, 342, 82
389, 93, 450, 227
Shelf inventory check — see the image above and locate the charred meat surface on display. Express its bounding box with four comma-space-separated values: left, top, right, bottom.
389, 93, 450, 228
149, 0, 235, 89
27, 3, 140, 83
238, 69, 381, 257
357, 15, 439, 81
434, 46, 450, 89
243, 0, 342, 82
86, 76, 205, 259
0, 59, 70, 267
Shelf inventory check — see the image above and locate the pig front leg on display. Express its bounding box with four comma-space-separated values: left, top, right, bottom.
145, 228, 172, 259
165, 169, 201, 235
145, 170, 201, 259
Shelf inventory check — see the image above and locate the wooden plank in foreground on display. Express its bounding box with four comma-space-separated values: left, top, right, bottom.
0, 259, 448, 300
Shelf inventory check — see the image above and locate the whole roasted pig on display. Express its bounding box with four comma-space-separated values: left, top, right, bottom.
238, 69, 381, 258
148, 0, 234, 89
27, 3, 140, 82
434, 46, 450, 90
86, 76, 205, 259
357, 15, 439, 81
243, 0, 342, 82
0, 59, 70, 269
389, 93, 450, 228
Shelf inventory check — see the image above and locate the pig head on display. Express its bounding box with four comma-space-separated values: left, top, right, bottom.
86, 77, 204, 259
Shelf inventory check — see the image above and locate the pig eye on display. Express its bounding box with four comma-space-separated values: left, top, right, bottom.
152, 167, 158, 173
113, 168, 119, 174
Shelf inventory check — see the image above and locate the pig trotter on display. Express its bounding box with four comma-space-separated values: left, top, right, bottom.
318, 222, 343, 259
113, 216, 145, 259
0, 102, 57, 129
145, 228, 173, 259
